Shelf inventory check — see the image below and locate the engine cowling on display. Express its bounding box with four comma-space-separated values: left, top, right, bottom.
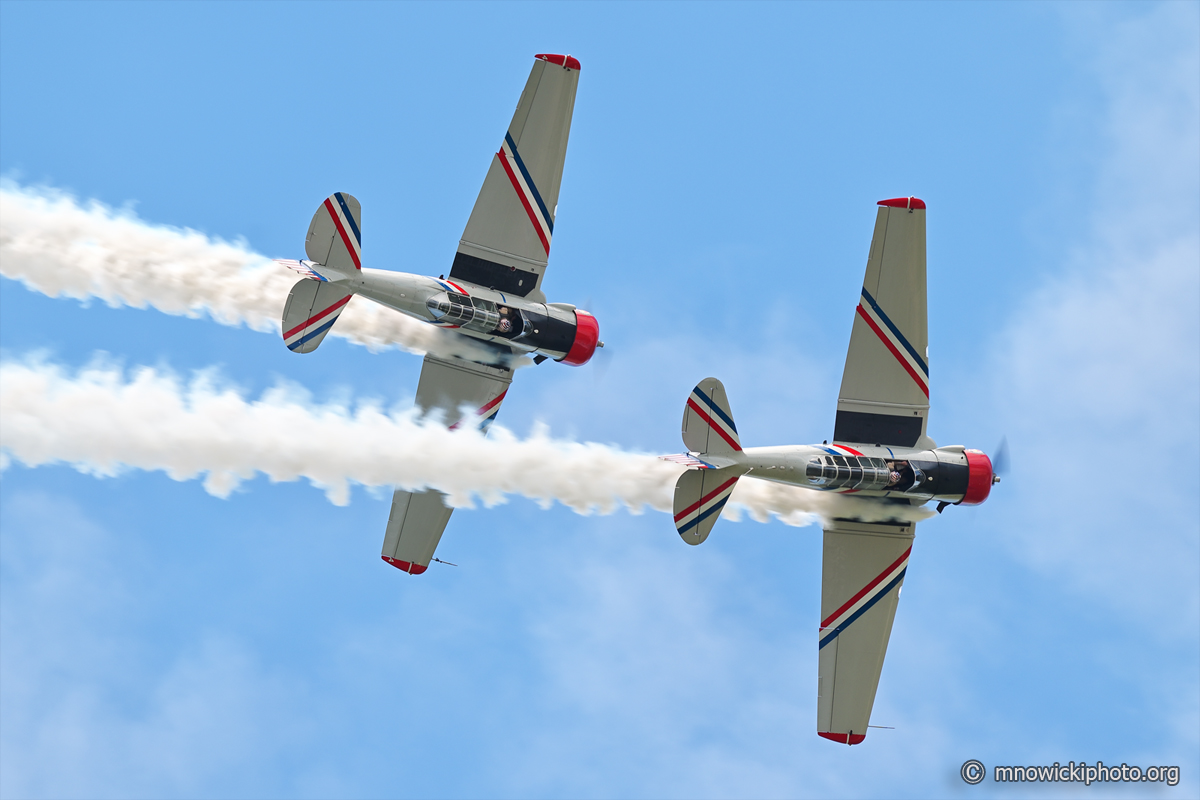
960, 449, 994, 505
559, 310, 600, 366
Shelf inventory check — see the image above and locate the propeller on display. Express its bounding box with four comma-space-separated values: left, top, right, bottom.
991, 435, 1010, 481
582, 296, 614, 380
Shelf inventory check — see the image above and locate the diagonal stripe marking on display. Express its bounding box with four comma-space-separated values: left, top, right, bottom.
686, 398, 742, 451
286, 316, 338, 350
821, 546, 912, 628
333, 192, 361, 246
677, 495, 731, 534
323, 198, 362, 269
505, 133, 553, 234
449, 390, 508, 431
674, 475, 739, 522
857, 305, 929, 397
283, 294, 351, 340
860, 287, 927, 375
691, 387, 738, 432
819, 567, 907, 649
497, 149, 550, 255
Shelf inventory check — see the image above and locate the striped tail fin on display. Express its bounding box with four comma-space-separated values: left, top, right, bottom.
281, 278, 352, 353
673, 467, 741, 546
682, 378, 742, 457
673, 378, 746, 545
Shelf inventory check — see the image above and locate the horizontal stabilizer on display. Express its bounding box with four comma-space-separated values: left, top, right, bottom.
682, 378, 743, 457
274, 258, 354, 283
672, 466, 743, 546
281, 278, 352, 353
659, 453, 741, 470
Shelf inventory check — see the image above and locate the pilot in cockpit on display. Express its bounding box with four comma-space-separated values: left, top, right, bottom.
496, 306, 516, 334
886, 461, 902, 488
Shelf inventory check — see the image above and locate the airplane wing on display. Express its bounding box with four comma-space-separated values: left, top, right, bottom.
380, 353, 513, 574
834, 198, 930, 448
817, 519, 914, 744
449, 54, 580, 302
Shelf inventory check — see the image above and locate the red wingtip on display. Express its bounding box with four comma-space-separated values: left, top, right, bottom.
536, 53, 581, 71
877, 197, 926, 210
818, 731, 867, 745
382, 555, 428, 575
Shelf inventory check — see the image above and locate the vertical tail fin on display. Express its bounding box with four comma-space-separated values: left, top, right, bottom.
673, 378, 745, 545
306, 192, 362, 272
682, 378, 742, 456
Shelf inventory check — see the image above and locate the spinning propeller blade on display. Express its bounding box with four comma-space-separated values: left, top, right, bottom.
992, 435, 1010, 477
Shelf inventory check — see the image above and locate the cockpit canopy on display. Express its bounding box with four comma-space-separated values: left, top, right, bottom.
426, 292, 525, 338
806, 455, 889, 490
804, 454, 927, 492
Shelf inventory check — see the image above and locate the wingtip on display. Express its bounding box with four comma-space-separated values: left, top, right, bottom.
382, 555, 428, 575
535, 53, 581, 71
818, 731, 866, 745
877, 196, 926, 210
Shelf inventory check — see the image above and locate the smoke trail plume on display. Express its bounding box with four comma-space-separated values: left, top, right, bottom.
0, 358, 933, 526
0, 182, 503, 363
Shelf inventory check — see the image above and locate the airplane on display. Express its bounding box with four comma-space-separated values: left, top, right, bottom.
663, 197, 999, 746
274, 53, 596, 575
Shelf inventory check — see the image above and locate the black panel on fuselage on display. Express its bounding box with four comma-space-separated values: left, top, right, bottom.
521, 309, 575, 354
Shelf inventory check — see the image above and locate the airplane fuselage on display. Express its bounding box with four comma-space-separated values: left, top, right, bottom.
301, 263, 600, 365
714, 442, 995, 507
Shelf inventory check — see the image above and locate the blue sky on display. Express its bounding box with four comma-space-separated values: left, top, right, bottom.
2, 2, 1198, 798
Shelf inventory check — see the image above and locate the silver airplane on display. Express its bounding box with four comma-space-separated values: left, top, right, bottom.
275, 54, 595, 574
663, 197, 999, 746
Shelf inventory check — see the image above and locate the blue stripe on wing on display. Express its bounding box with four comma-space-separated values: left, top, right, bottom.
504, 132, 554, 234
818, 567, 907, 649
860, 287, 928, 376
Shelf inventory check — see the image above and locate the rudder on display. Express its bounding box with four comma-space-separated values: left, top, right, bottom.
682, 378, 742, 456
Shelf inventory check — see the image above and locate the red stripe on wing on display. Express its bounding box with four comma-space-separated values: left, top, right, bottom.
497, 150, 551, 255
820, 546, 911, 628
856, 304, 929, 397
449, 390, 508, 431
479, 390, 507, 415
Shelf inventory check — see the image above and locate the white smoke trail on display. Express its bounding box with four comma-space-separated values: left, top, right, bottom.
0, 182, 505, 364
0, 358, 932, 526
